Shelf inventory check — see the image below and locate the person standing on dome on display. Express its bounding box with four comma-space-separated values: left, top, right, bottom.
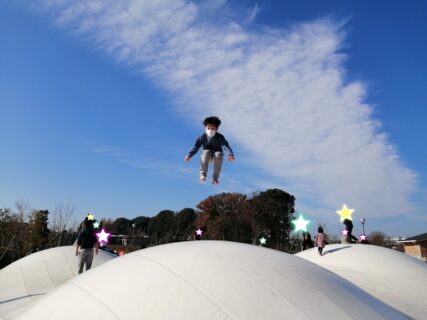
302, 231, 314, 250
343, 218, 358, 243
76, 218, 99, 274
315, 227, 326, 256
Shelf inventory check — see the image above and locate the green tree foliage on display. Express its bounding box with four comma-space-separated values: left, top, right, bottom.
147, 210, 176, 244
247, 189, 295, 250
0, 208, 30, 267
111, 217, 132, 235
131, 216, 151, 235
174, 208, 197, 241
28, 210, 50, 251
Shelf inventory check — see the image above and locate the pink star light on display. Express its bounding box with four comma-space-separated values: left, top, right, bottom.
196, 229, 203, 236
96, 228, 111, 245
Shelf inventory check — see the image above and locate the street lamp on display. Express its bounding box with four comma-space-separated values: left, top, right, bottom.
360, 218, 366, 235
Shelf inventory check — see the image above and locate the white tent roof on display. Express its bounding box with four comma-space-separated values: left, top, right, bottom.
296, 244, 427, 319
0, 246, 115, 319
15, 241, 406, 320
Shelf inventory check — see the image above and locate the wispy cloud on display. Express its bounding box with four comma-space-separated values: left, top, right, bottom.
89, 145, 196, 180
29, 0, 417, 218
244, 3, 261, 25
90, 146, 115, 153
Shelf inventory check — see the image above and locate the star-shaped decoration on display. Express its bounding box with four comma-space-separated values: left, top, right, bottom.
86, 213, 95, 221
93, 221, 100, 229
342, 229, 349, 236
259, 237, 267, 245
336, 204, 354, 222
360, 234, 367, 241
96, 228, 111, 244
291, 214, 311, 233
196, 229, 203, 236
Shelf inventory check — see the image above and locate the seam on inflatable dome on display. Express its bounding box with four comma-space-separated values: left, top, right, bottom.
134, 254, 234, 320
60, 247, 77, 277
181, 242, 311, 320
68, 282, 121, 319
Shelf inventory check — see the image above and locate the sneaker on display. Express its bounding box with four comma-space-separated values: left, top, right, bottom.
200, 175, 206, 182
212, 177, 219, 185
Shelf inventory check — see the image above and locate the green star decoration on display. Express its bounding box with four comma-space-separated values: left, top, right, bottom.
259, 237, 267, 245
291, 214, 311, 233
93, 221, 100, 229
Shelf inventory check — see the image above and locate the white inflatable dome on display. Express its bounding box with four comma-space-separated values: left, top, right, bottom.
296, 244, 427, 319
16, 241, 407, 320
0, 246, 115, 319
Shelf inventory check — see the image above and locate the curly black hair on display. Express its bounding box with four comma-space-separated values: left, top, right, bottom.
203, 116, 221, 128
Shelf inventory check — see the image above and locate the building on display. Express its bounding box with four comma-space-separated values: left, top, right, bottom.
399, 232, 427, 262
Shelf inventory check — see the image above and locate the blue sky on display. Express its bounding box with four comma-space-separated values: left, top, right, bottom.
1, 0, 426, 237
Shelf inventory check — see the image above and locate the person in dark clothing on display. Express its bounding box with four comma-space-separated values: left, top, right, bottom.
343, 219, 358, 243
185, 116, 235, 184
302, 232, 314, 250
76, 218, 99, 274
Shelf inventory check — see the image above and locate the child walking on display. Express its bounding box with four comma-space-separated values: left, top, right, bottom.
185, 116, 235, 184
316, 227, 326, 256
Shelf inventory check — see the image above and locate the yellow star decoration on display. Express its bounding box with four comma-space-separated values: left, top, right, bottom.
336, 204, 354, 222
86, 213, 95, 221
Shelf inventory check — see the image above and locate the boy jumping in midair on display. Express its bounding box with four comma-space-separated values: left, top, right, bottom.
185, 116, 235, 184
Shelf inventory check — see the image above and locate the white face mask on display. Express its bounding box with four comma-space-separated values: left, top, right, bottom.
206, 129, 216, 138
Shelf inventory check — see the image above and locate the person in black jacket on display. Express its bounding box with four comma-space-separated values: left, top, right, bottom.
185, 116, 235, 184
343, 219, 358, 243
76, 218, 99, 274
302, 232, 314, 250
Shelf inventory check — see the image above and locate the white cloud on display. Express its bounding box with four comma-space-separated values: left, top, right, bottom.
29, 0, 417, 218
90, 147, 115, 153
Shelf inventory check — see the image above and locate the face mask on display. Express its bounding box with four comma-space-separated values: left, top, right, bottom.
206, 129, 216, 138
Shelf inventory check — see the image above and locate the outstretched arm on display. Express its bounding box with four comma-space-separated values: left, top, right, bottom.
76, 232, 82, 256
185, 136, 203, 161
222, 137, 235, 161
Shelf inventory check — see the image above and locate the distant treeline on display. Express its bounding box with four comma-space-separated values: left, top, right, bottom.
0, 188, 296, 268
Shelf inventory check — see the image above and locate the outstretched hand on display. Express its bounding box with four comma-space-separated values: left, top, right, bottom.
227, 155, 235, 161
184, 155, 191, 162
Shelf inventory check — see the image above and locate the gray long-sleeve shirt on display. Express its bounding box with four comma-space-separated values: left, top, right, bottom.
187, 133, 234, 158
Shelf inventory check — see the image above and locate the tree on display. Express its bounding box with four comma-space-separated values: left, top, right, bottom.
28, 210, 50, 251
48, 201, 75, 247
14, 200, 29, 223
131, 216, 151, 235
196, 193, 251, 243
247, 189, 295, 251
111, 217, 132, 235
147, 210, 176, 244
174, 208, 197, 241
100, 218, 114, 232
369, 231, 387, 246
